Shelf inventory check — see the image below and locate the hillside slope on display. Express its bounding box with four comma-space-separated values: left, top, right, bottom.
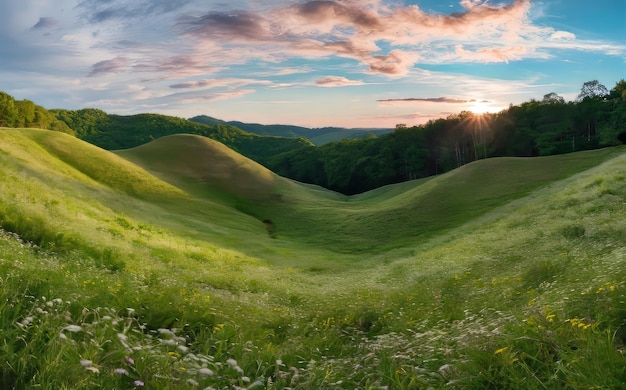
1, 127, 625, 388
116, 133, 626, 252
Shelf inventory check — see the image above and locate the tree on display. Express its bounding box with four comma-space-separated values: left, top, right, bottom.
15, 100, 36, 127
577, 80, 608, 101
0, 92, 18, 127
609, 79, 626, 101
542, 92, 565, 104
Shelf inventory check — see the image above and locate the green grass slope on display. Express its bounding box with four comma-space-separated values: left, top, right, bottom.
1, 127, 625, 389
117, 134, 625, 253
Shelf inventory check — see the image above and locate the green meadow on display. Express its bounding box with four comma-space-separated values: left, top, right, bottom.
1, 128, 625, 389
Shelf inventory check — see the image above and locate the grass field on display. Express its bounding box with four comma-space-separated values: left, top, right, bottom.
1, 128, 625, 388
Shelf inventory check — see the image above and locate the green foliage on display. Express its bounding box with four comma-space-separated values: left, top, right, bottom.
52, 109, 311, 164
0, 91, 73, 133
267, 80, 626, 194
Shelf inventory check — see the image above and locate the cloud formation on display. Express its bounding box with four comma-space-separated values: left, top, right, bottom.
2, 0, 625, 128
377, 97, 472, 104
88, 57, 130, 77
174, 0, 541, 76
31, 17, 57, 30
315, 76, 364, 87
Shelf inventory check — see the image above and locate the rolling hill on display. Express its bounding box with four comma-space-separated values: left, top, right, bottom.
118, 133, 625, 252
52, 109, 313, 164
1, 127, 625, 388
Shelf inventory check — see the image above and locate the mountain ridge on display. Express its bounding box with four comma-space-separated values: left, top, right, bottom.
189, 114, 393, 145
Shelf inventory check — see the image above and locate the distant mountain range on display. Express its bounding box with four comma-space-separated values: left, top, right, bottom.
189, 115, 393, 145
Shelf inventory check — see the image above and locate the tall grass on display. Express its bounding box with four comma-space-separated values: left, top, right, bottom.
0, 129, 624, 388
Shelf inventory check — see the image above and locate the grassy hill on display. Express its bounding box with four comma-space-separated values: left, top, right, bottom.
1, 127, 625, 388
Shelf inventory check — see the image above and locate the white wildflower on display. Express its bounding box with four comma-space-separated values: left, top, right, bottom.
226, 358, 238, 368
198, 367, 214, 376
18, 316, 34, 327
158, 328, 175, 336
63, 325, 82, 333
114, 368, 129, 376
186, 379, 199, 386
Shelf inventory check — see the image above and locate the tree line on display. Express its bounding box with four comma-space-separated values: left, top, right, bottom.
0, 92, 73, 134
265, 80, 626, 194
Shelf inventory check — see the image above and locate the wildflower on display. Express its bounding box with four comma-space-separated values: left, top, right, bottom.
186, 379, 199, 386
125, 356, 135, 366
81, 360, 99, 373
133, 380, 144, 387
158, 328, 175, 336
18, 316, 34, 327
64, 325, 82, 333
494, 347, 510, 355
114, 368, 129, 376
226, 358, 238, 368
198, 367, 214, 376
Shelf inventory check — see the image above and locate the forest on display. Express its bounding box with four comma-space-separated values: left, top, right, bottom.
1, 79, 625, 195
265, 80, 626, 194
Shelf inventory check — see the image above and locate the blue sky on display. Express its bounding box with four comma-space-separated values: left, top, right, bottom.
1, 0, 624, 128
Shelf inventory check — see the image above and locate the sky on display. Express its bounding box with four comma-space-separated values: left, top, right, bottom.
1, 0, 625, 129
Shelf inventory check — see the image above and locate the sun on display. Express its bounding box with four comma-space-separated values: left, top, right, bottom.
468, 100, 493, 115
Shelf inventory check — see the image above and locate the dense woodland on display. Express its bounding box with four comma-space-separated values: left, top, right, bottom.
265, 80, 626, 194
1, 79, 625, 194
0, 92, 73, 134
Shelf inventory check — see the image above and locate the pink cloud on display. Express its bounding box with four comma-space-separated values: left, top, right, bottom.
178, 89, 256, 103
147, 0, 584, 78
315, 75, 364, 87
88, 56, 129, 77
169, 78, 272, 89
454, 44, 528, 63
